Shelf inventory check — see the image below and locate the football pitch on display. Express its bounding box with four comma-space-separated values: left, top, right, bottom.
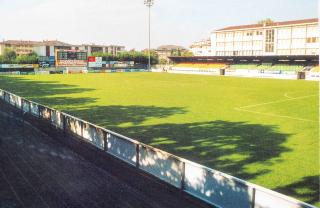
0, 73, 318, 205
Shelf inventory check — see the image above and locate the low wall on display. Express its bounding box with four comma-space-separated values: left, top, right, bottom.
0, 89, 316, 208
168, 68, 320, 81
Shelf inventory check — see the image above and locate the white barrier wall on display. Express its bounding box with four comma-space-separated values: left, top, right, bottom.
139, 146, 182, 188
0, 89, 316, 208
51, 110, 63, 130
170, 67, 320, 81
107, 134, 137, 165
30, 102, 39, 117
254, 189, 313, 208
82, 124, 104, 150
184, 162, 253, 208
40, 107, 51, 120
22, 100, 30, 113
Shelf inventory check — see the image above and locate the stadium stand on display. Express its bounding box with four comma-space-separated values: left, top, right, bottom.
175, 62, 307, 72
175, 63, 227, 69
256, 63, 273, 70
229, 63, 259, 70
270, 64, 305, 72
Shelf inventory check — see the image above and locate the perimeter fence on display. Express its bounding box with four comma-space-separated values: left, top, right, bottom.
0, 89, 316, 208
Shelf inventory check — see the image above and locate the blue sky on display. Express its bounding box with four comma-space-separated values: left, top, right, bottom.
0, 0, 318, 50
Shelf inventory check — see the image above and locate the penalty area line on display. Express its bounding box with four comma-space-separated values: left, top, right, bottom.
234, 107, 318, 123
239, 94, 317, 109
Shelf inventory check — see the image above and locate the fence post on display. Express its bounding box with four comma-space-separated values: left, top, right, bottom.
80, 121, 84, 138
181, 161, 186, 191
136, 144, 140, 168
251, 187, 256, 208
21, 99, 24, 115
103, 133, 108, 152
28, 101, 31, 114
38, 105, 41, 118
20, 99, 25, 136
49, 108, 52, 122
63, 114, 67, 136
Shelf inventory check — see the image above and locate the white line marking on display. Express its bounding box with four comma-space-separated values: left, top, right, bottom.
239, 94, 317, 109
235, 107, 318, 123
235, 94, 318, 122
284, 92, 294, 99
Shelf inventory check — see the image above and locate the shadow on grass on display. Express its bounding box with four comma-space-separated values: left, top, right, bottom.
70, 105, 291, 180
70, 105, 320, 205
0, 76, 95, 107
1, 76, 316, 204
275, 175, 319, 205
69, 105, 187, 126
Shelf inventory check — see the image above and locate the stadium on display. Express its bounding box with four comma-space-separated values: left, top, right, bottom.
0, 8, 319, 208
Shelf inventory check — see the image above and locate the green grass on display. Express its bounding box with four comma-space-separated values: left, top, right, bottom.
0, 73, 318, 206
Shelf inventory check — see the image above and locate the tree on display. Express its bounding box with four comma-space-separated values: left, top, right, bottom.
91, 52, 116, 61
0, 50, 38, 64
171, 49, 193, 57
181, 51, 194, 57
15, 52, 38, 64
171, 49, 181, 56
159, 58, 168, 65
2, 48, 17, 63
91, 50, 159, 65
258, 18, 274, 25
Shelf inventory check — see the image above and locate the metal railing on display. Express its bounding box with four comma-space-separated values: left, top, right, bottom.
0, 89, 316, 208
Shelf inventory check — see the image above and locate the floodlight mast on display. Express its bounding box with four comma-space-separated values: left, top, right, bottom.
144, 0, 154, 71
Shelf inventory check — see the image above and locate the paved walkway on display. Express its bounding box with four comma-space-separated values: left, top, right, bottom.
0, 105, 201, 208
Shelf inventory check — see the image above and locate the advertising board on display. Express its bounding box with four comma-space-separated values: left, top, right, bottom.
55, 50, 88, 67
0, 64, 39, 69
88, 57, 102, 68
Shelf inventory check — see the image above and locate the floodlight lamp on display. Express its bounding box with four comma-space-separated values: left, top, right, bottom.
144, 0, 154, 7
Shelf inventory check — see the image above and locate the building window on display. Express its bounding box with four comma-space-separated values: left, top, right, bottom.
306, 37, 318, 43
76, 52, 87, 60
265, 44, 274, 52
256, 31, 263, 36
265, 29, 275, 52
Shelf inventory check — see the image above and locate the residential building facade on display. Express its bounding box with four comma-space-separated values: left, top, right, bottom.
0, 40, 41, 56
155, 45, 188, 62
0, 40, 125, 57
210, 18, 319, 56
78, 44, 125, 56
33, 40, 72, 57
190, 39, 211, 56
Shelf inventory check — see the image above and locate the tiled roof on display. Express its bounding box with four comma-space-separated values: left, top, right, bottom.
216, 18, 318, 32
41, 40, 71, 46
0, 40, 72, 46
0, 40, 41, 45
156, 45, 186, 51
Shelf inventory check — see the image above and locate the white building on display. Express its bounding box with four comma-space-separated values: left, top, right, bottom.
190, 39, 211, 56
210, 18, 319, 56
33, 40, 72, 57
77, 44, 125, 56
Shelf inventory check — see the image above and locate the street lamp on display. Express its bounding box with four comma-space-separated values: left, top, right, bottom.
144, 0, 154, 71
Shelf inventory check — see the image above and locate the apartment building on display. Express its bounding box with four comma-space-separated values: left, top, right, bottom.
78, 44, 125, 56
0, 40, 41, 56
210, 18, 319, 56
190, 39, 212, 56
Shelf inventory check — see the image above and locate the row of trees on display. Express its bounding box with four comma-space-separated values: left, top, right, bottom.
91, 50, 159, 65
171, 50, 193, 57
0, 48, 194, 65
0, 48, 38, 64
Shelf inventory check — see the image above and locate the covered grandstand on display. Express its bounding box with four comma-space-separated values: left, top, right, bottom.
168, 55, 319, 79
